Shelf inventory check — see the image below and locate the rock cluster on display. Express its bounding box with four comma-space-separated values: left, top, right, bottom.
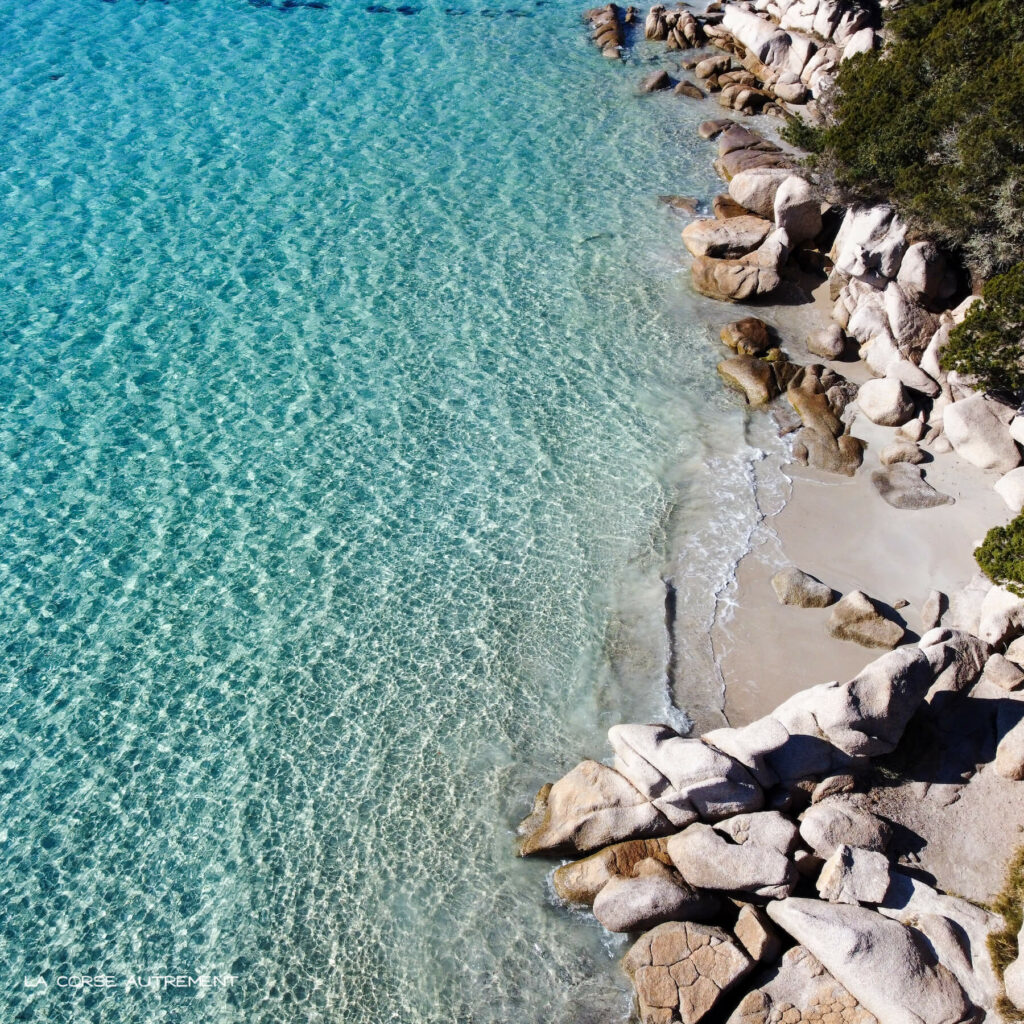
519, 628, 1012, 1024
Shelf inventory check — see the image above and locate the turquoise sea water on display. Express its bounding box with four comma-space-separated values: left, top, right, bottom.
0, 2, 771, 1021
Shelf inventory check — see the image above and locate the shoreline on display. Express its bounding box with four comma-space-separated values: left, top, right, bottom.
516, 5, 1024, 1024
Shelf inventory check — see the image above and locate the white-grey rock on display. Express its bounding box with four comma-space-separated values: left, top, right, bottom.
729, 168, 795, 219
977, 585, 1024, 647
714, 810, 800, 856
889, 360, 941, 399
593, 873, 717, 933
841, 27, 875, 60
857, 377, 916, 426
944, 572, 993, 635
774, 176, 822, 244
996, 715, 1024, 780
899, 418, 928, 443
995, 467, 1024, 513
704, 646, 935, 788
772, 566, 838, 608
920, 324, 951, 382
920, 589, 946, 630
919, 627, 991, 698
943, 394, 1021, 474
608, 724, 763, 825
896, 242, 956, 307
884, 282, 940, 355
982, 652, 1024, 691
668, 822, 798, 899
683, 216, 774, 259
766, 898, 977, 1024
808, 324, 846, 359
799, 801, 891, 858
1010, 416, 1024, 448
879, 870, 1001, 1014
831, 205, 907, 283
816, 844, 892, 905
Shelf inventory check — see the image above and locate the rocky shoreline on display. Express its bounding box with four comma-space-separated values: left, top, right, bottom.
516, 3, 1024, 1023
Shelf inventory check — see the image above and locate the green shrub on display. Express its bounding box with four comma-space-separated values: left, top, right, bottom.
811, 0, 1024, 276
975, 512, 1024, 597
940, 263, 1024, 396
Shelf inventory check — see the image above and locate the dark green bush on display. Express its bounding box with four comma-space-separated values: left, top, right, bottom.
811, 0, 1024, 276
975, 512, 1024, 597
941, 263, 1024, 396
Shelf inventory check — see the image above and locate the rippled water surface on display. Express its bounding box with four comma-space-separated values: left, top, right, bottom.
0, 1, 769, 1021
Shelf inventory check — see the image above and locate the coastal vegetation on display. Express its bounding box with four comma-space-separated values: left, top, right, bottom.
783, 0, 1024, 277
988, 845, 1024, 1020
941, 263, 1024, 397
976, 513, 1024, 598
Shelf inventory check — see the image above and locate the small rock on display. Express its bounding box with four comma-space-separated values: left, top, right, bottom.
623, 921, 755, 1024
693, 253, 782, 303
735, 904, 782, 964
871, 463, 954, 510
695, 54, 732, 79
807, 324, 846, 359
981, 653, 1024, 691
771, 567, 838, 608
660, 195, 699, 215
827, 591, 905, 649
721, 317, 772, 356
856, 377, 916, 427
816, 844, 891, 905
799, 801, 891, 859
898, 418, 927, 443
978, 584, 1024, 646
713, 810, 800, 856
879, 440, 926, 466
920, 589, 946, 630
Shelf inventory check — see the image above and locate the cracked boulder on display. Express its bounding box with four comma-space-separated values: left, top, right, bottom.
623, 921, 755, 1024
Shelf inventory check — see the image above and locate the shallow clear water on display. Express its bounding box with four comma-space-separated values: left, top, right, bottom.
0, 2, 770, 1021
